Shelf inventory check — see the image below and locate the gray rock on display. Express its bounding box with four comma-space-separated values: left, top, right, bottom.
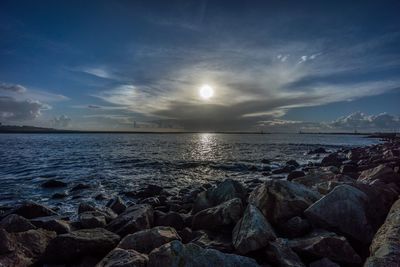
364, 199, 400, 267
265, 238, 305, 267
279, 216, 311, 238
0, 214, 36, 233
42, 228, 120, 264
192, 198, 243, 230
287, 171, 305, 181
154, 211, 185, 230
106, 196, 127, 215
147, 240, 260, 267
192, 231, 234, 253
358, 164, 400, 185
248, 180, 320, 225
106, 204, 153, 237
118, 226, 181, 254
3, 201, 58, 219
304, 185, 375, 245
30, 216, 71, 234
287, 230, 361, 264
79, 211, 107, 228
192, 179, 246, 213
309, 258, 340, 267
232, 204, 276, 254
97, 248, 148, 267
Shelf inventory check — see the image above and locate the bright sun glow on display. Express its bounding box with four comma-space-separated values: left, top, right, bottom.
199, 85, 214, 100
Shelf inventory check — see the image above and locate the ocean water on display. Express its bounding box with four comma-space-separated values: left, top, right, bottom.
0, 133, 379, 212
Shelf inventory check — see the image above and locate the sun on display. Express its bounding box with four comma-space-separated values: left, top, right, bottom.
199, 84, 214, 100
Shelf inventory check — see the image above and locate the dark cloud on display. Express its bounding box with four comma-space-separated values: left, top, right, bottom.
0, 96, 48, 121
0, 82, 27, 93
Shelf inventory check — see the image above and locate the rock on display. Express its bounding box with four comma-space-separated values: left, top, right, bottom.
140, 197, 161, 206
261, 159, 271, 164
192, 198, 243, 230
41, 179, 67, 188
97, 248, 148, 267
106, 196, 126, 215
358, 164, 400, 185
192, 230, 234, 252
154, 211, 185, 230
147, 240, 260, 267
3, 201, 58, 219
364, 199, 400, 267
265, 238, 305, 267
287, 230, 361, 264
0, 214, 36, 233
118, 226, 181, 254
232, 204, 276, 254
321, 153, 343, 167
78, 202, 97, 214
78, 202, 117, 223
133, 184, 164, 198
42, 228, 120, 264
178, 227, 193, 244
279, 216, 311, 238
248, 180, 321, 225
71, 183, 91, 191
308, 147, 327, 154
272, 165, 296, 174
340, 164, 358, 174
192, 179, 246, 213
304, 185, 375, 245
51, 192, 67, 199
79, 211, 107, 228
106, 204, 153, 237
287, 171, 305, 181
286, 160, 300, 168
30, 216, 71, 234
309, 258, 340, 267
0, 228, 56, 266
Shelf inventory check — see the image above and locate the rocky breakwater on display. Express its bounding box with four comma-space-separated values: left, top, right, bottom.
1, 139, 400, 266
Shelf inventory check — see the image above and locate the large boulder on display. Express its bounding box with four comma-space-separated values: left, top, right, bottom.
248, 180, 321, 225
106, 196, 127, 215
192, 179, 246, 213
309, 258, 340, 267
79, 211, 107, 228
321, 153, 344, 167
287, 230, 361, 264
279, 216, 311, 238
106, 204, 153, 237
192, 231, 234, 252
3, 201, 58, 219
364, 199, 400, 267
358, 164, 400, 185
0, 228, 56, 266
232, 204, 276, 254
192, 198, 243, 230
42, 228, 120, 264
0, 214, 36, 233
265, 238, 306, 267
147, 240, 260, 267
97, 248, 148, 267
154, 211, 185, 230
304, 185, 375, 245
30, 216, 71, 234
118, 226, 181, 254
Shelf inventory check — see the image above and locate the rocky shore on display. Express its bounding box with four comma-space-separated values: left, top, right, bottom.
1, 139, 400, 267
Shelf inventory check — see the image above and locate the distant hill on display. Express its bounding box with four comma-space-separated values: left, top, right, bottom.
0, 124, 72, 133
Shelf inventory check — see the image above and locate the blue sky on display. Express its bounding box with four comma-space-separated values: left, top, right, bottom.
0, 0, 399, 131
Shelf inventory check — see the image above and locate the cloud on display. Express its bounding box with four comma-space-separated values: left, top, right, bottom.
331, 112, 400, 130
0, 96, 49, 121
52, 115, 71, 128
0, 83, 27, 93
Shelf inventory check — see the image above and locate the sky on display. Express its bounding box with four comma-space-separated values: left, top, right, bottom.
0, 0, 400, 132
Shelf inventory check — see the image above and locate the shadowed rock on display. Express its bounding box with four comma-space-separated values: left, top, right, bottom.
106, 196, 127, 215
358, 164, 400, 185
265, 238, 305, 267
2, 201, 58, 219
147, 240, 260, 267
0, 214, 36, 233
232, 204, 276, 254
309, 258, 340, 267
97, 248, 148, 267
30, 216, 71, 234
41, 179, 67, 188
79, 211, 107, 228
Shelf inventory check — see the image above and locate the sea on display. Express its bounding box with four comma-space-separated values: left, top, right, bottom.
0, 133, 379, 213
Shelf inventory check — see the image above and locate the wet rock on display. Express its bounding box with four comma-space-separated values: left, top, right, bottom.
192, 179, 246, 213
308, 147, 327, 155
42, 228, 120, 264
79, 211, 107, 228
51, 192, 67, 199
232, 204, 276, 254
133, 184, 164, 198
287, 170, 305, 181
30, 216, 71, 234
262, 158, 271, 164
309, 258, 340, 267
71, 183, 91, 191
304, 185, 375, 245
286, 160, 300, 168
272, 165, 296, 174
358, 164, 400, 185
78, 202, 97, 214
147, 240, 260, 267
192, 198, 243, 230
140, 196, 161, 206
78, 202, 117, 223
340, 164, 358, 174
279, 216, 311, 238
41, 179, 67, 188
97, 248, 148, 267
321, 153, 344, 167
364, 199, 400, 267
106, 196, 126, 215
154, 211, 185, 230
3, 201, 58, 219
248, 180, 321, 225
265, 238, 305, 267
287, 230, 361, 264
106, 204, 153, 237
0, 214, 36, 233
0, 228, 56, 266
118, 226, 181, 254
